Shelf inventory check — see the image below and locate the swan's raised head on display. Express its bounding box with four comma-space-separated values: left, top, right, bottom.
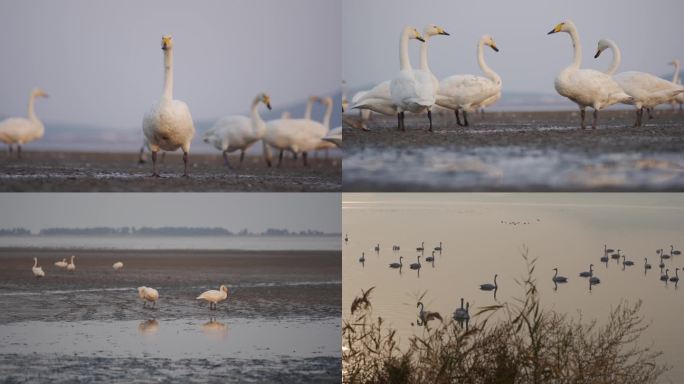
32, 88, 48, 98
670, 59, 681, 67
424, 25, 449, 37
482, 35, 499, 52
547, 21, 575, 35
405, 26, 425, 42
593, 39, 613, 58
161, 35, 173, 51
259, 93, 272, 110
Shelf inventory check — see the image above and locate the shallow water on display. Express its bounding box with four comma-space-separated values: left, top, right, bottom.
343, 146, 684, 190
0, 235, 339, 250
342, 193, 684, 382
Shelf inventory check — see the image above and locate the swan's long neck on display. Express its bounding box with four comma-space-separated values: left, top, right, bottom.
494, 275, 498, 287
419, 34, 432, 74
33, 258, 37, 268
322, 102, 333, 130
605, 40, 621, 76
250, 96, 265, 137
566, 27, 582, 70
304, 99, 313, 120
673, 62, 681, 84
163, 47, 174, 101
27, 93, 39, 122
399, 28, 413, 71
477, 40, 500, 83
460, 298, 464, 309
553, 269, 558, 278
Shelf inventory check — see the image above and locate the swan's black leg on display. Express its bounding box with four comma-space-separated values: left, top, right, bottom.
455, 110, 463, 126
223, 151, 233, 169
633, 108, 641, 128
647, 108, 654, 119
160, 152, 166, 164
182, 151, 189, 177
138, 145, 146, 164
397, 112, 402, 131
277, 150, 283, 168
151, 151, 160, 177
239, 150, 245, 169
592, 109, 598, 130
303, 152, 309, 167
427, 109, 433, 132
400, 111, 406, 131
463, 111, 469, 127
580, 108, 586, 129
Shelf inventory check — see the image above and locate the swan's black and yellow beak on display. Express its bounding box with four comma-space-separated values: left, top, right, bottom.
417, 36, 425, 42
491, 45, 499, 52
266, 103, 272, 110
594, 50, 602, 59
439, 30, 450, 36
547, 29, 557, 35
547, 23, 564, 35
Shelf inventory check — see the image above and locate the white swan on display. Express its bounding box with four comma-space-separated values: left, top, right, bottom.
437, 35, 501, 127
0, 88, 48, 158
138, 286, 159, 307
203, 93, 271, 169
547, 21, 633, 129
32, 257, 45, 278
263, 97, 331, 167
669, 59, 683, 110
66, 255, 76, 272
314, 96, 339, 151
142, 35, 196, 177
54, 258, 68, 268
113, 261, 124, 271
322, 126, 342, 147
594, 39, 684, 126
197, 285, 229, 310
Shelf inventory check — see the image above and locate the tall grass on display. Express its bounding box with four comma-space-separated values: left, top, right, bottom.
343, 251, 666, 384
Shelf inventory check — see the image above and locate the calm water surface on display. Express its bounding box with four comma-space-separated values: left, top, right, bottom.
343, 193, 684, 382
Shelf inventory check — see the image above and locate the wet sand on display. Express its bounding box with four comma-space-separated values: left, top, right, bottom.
343, 109, 684, 191
0, 249, 341, 383
0, 151, 341, 192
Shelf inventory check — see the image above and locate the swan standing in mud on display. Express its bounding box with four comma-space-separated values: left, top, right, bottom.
66, 255, 76, 272
138, 286, 159, 308
32, 257, 45, 278
113, 261, 124, 271
197, 285, 229, 310
142, 35, 195, 177
0, 88, 49, 158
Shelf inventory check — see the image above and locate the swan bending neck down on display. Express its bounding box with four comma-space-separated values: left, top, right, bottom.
594, 38, 684, 127
197, 285, 229, 310
547, 21, 633, 130
0, 88, 49, 158
143, 35, 196, 177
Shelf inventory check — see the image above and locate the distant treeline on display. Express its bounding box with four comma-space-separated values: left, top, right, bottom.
0, 226, 337, 237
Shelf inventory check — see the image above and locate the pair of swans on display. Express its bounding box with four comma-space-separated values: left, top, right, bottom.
32, 257, 45, 278
143, 35, 196, 177
53, 255, 75, 270
453, 298, 470, 321
0, 88, 49, 158
262, 95, 334, 167
548, 21, 633, 129
594, 39, 684, 127
203, 93, 272, 169
416, 302, 443, 326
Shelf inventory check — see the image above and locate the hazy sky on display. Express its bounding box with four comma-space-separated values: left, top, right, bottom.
0, 0, 340, 128
0, 193, 341, 233
343, 0, 684, 93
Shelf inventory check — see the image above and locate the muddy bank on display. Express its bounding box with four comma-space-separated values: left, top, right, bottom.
343, 110, 684, 191
0, 151, 341, 192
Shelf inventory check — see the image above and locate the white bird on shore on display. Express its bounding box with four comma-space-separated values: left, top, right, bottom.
142, 35, 196, 177
66, 255, 76, 272
113, 261, 124, 271
197, 285, 229, 310
669, 59, 683, 110
0, 88, 48, 158
547, 21, 633, 129
138, 286, 159, 308
54, 258, 68, 268
594, 39, 684, 127
203, 93, 271, 169
437, 35, 501, 127
32, 257, 45, 278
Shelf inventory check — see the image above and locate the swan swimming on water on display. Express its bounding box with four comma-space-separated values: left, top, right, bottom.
453, 298, 470, 320
32, 257, 45, 278
389, 256, 403, 268
138, 286, 159, 308
0, 88, 49, 158
547, 21, 633, 129
142, 35, 196, 177
552, 268, 568, 283
594, 39, 684, 127
660, 269, 669, 281
670, 268, 680, 282
644, 258, 651, 269
417, 301, 443, 326
197, 285, 229, 310
409, 256, 422, 270
579, 264, 593, 277
480, 274, 498, 290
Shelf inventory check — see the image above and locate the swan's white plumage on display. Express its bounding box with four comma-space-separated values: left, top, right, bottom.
390, 26, 434, 114
138, 286, 159, 304
322, 126, 342, 147
32, 257, 45, 278
203, 93, 271, 156
197, 285, 229, 307
0, 88, 48, 150
113, 261, 124, 271
263, 97, 330, 158
66, 255, 76, 272
54, 258, 68, 268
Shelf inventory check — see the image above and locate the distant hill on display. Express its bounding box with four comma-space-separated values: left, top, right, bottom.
0, 226, 340, 237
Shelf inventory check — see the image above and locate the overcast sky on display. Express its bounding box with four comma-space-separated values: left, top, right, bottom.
343, 0, 684, 93
0, 0, 340, 129
0, 193, 341, 233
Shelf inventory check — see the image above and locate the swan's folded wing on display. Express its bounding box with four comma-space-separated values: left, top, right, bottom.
0, 118, 34, 142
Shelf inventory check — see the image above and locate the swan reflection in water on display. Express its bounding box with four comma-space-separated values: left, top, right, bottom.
201, 317, 228, 340
138, 319, 160, 336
